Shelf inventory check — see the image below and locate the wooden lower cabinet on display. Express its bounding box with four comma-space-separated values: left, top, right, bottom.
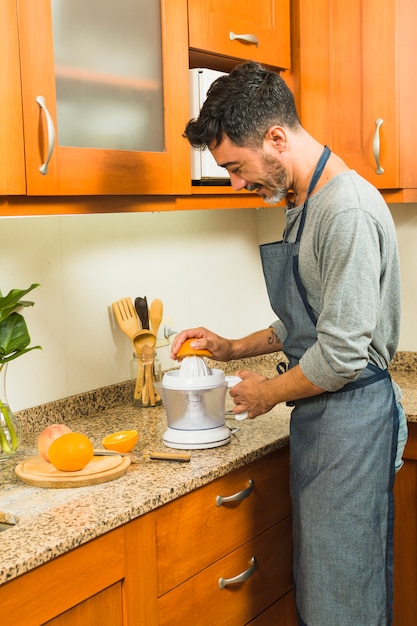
43, 583, 123, 626
394, 421, 417, 625
0, 527, 126, 626
0, 447, 297, 625
155, 446, 297, 625
248, 590, 297, 625
155, 447, 292, 596
158, 519, 293, 625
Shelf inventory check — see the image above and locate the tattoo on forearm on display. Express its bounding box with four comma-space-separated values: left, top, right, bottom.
268, 328, 280, 345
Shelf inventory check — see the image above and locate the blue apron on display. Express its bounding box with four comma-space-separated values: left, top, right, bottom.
260, 147, 398, 626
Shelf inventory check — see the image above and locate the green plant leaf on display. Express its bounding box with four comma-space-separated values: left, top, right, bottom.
0, 283, 40, 323
0, 312, 30, 355
0, 283, 41, 365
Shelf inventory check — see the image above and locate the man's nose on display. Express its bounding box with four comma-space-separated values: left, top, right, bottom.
229, 172, 249, 192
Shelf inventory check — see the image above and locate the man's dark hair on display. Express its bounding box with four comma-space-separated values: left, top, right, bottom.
184, 61, 301, 151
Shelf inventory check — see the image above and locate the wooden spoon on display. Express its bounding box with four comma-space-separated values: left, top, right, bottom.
149, 298, 163, 337
135, 297, 149, 330
142, 344, 156, 406
133, 330, 155, 402
133, 329, 156, 356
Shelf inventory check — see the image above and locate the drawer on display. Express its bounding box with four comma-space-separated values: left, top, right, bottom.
248, 589, 298, 625
156, 448, 290, 594
158, 517, 293, 626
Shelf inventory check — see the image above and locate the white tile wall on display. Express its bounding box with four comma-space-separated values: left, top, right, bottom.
1, 203, 415, 411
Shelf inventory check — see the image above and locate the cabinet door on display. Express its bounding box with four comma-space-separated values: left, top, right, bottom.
0, 529, 126, 626
42, 583, 123, 626
0, 0, 25, 194
295, 0, 414, 190
188, 0, 291, 70
16, 0, 191, 196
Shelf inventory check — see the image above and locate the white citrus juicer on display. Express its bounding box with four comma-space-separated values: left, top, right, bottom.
159, 355, 242, 450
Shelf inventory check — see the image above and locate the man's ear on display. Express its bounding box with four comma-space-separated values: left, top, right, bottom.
266, 126, 287, 151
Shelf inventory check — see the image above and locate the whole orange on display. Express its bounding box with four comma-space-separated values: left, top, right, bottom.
48, 432, 94, 471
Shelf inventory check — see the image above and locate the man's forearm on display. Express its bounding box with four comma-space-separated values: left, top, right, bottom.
230, 326, 283, 359
262, 363, 325, 406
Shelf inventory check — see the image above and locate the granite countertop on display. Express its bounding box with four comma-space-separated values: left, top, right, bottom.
0, 353, 415, 586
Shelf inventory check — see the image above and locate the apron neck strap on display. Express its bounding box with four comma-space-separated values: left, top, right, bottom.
296, 145, 331, 243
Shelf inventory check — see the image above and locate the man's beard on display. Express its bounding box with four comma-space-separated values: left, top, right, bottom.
248, 153, 289, 205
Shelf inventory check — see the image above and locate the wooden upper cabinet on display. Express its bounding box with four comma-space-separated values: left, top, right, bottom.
0, 0, 25, 194
15, 0, 191, 196
188, 0, 291, 70
294, 0, 417, 194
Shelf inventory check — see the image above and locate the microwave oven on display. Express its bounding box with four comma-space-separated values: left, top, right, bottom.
189, 68, 231, 185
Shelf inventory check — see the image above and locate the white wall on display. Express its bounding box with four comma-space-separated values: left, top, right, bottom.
1, 208, 274, 410
1, 202, 416, 411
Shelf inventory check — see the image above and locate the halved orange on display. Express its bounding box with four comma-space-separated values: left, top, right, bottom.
177, 338, 213, 359
48, 432, 94, 472
102, 429, 138, 453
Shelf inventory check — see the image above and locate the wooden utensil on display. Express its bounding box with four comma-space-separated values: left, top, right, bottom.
135, 296, 149, 330
143, 344, 156, 406
133, 356, 145, 404
133, 331, 156, 406
133, 329, 156, 355
149, 298, 163, 337
112, 298, 140, 340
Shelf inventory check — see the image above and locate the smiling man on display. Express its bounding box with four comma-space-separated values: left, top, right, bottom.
178, 61, 406, 626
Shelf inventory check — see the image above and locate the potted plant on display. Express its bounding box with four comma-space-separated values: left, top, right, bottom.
0, 284, 41, 458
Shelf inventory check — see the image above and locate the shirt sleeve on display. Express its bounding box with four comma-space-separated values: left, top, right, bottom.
298, 207, 386, 391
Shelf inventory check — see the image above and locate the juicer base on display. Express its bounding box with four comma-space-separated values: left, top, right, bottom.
163, 425, 231, 450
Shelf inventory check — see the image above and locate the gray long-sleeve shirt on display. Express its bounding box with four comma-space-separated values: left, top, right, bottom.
271, 171, 401, 393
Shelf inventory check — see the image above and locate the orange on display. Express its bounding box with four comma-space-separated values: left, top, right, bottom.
48, 432, 94, 471
177, 338, 213, 359
102, 429, 138, 453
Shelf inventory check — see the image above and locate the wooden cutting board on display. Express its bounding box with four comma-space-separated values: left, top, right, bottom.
15, 454, 131, 488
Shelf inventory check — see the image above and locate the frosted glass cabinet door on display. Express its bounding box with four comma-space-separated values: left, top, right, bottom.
52, 0, 164, 153
17, 0, 191, 196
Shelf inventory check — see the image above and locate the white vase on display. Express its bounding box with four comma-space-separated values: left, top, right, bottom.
0, 363, 21, 460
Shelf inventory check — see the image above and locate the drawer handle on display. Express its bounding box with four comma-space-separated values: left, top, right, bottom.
372, 118, 385, 175
218, 556, 256, 589
216, 478, 253, 507
36, 96, 56, 175
229, 32, 259, 47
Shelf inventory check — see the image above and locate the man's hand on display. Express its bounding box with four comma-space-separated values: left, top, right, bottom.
170, 327, 233, 361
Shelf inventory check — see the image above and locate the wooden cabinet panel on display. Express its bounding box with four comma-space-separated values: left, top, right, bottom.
123, 512, 160, 625
16, 0, 191, 196
0, 0, 26, 194
0, 528, 126, 626
158, 518, 293, 626
156, 447, 291, 595
188, 0, 291, 70
294, 0, 417, 194
43, 583, 123, 626
393, 421, 417, 625
248, 589, 298, 625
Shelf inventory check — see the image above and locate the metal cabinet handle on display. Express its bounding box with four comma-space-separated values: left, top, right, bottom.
372, 118, 384, 175
229, 32, 259, 47
216, 478, 253, 507
219, 556, 256, 589
36, 96, 56, 175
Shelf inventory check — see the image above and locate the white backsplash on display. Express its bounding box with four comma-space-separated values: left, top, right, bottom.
1, 203, 416, 411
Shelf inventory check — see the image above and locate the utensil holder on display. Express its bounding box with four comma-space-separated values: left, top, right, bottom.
130, 350, 162, 408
